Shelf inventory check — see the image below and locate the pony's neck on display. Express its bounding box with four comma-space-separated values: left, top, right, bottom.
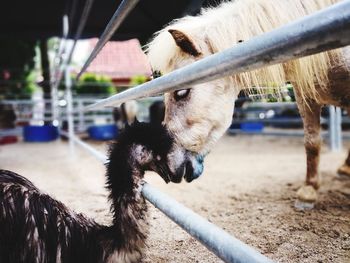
104, 146, 148, 254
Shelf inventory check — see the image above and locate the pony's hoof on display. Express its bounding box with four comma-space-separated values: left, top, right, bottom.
294, 200, 315, 210
337, 164, 350, 178
295, 185, 317, 210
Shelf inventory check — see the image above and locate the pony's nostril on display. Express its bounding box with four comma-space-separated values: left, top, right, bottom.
184, 160, 195, 182
196, 155, 204, 163
183, 153, 205, 183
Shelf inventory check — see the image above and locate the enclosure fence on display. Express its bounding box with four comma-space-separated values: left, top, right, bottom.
54, 0, 350, 262
228, 103, 348, 151
2, 98, 349, 143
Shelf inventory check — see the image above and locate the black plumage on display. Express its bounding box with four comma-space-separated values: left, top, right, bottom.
0, 122, 174, 263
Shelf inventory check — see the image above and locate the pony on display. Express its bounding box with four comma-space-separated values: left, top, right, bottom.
146, 0, 350, 204
0, 122, 192, 262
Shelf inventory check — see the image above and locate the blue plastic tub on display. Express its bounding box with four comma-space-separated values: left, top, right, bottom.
240, 122, 264, 132
88, 124, 118, 140
23, 125, 59, 142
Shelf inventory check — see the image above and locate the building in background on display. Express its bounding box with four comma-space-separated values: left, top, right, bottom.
84, 38, 152, 87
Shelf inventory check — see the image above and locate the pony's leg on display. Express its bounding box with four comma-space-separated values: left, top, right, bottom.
337, 108, 350, 177
295, 98, 322, 206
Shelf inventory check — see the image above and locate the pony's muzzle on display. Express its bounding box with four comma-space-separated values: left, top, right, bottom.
184, 154, 204, 182
153, 149, 205, 183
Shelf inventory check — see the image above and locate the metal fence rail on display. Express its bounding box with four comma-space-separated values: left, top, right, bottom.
142, 183, 273, 263
52, 0, 95, 91
65, 0, 95, 67
76, 0, 140, 80
0, 97, 161, 132
59, 131, 108, 163
83, 0, 350, 111
229, 103, 350, 148
60, 130, 273, 263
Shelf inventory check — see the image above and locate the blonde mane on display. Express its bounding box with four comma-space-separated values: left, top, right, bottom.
146, 0, 345, 101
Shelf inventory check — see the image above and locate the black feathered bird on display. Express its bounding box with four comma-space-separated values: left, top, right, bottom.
0, 122, 182, 263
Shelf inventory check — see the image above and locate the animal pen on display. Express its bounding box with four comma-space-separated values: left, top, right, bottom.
46, 0, 350, 262
229, 103, 349, 151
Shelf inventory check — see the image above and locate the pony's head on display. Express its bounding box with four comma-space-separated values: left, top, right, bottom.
108, 121, 204, 183
146, 27, 238, 180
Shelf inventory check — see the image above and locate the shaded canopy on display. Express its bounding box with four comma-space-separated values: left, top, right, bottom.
0, 0, 221, 44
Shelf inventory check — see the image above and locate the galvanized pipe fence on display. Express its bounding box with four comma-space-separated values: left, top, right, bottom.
76, 0, 140, 80
59, 129, 274, 263
50, 14, 70, 125
228, 103, 347, 151
82, 0, 350, 111
59, 130, 108, 163
50, 0, 96, 129
0, 97, 162, 132
52, 0, 350, 262
329, 106, 343, 151
52, 0, 95, 92
3, 98, 349, 144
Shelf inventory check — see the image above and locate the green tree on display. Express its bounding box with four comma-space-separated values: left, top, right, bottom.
75, 73, 116, 95
129, 74, 148, 86
0, 38, 37, 99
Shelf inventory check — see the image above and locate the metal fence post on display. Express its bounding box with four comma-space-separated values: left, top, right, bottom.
65, 66, 75, 154
335, 106, 343, 150
50, 79, 60, 127
328, 105, 342, 151
77, 99, 85, 132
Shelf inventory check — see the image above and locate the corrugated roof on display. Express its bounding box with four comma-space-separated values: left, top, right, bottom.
86, 38, 152, 79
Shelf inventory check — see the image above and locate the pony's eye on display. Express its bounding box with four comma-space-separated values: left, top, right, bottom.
174, 89, 191, 101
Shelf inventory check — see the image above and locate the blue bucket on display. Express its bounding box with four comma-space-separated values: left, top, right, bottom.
23, 125, 59, 142
240, 122, 264, 132
88, 124, 118, 140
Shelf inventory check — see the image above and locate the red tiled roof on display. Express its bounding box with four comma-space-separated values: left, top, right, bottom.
86, 38, 152, 79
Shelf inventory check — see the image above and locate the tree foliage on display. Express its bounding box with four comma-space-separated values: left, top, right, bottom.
0, 38, 37, 98
75, 73, 116, 95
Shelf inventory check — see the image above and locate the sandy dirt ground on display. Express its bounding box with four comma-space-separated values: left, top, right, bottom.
1, 133, 350, 263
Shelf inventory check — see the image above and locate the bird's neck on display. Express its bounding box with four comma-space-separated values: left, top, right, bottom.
104, 152, 149, 259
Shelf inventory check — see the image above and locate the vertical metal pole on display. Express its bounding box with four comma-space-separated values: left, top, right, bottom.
328, 105, 342, 151
51, 14, 69, 128
78, 99, 84, 132
50, 79, 60, 127
65, 66, 75, 154
329, 105, 336, 151
335, 107, 343, 150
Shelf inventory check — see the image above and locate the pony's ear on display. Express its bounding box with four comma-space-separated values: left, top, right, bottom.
168, 29, 202, 57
